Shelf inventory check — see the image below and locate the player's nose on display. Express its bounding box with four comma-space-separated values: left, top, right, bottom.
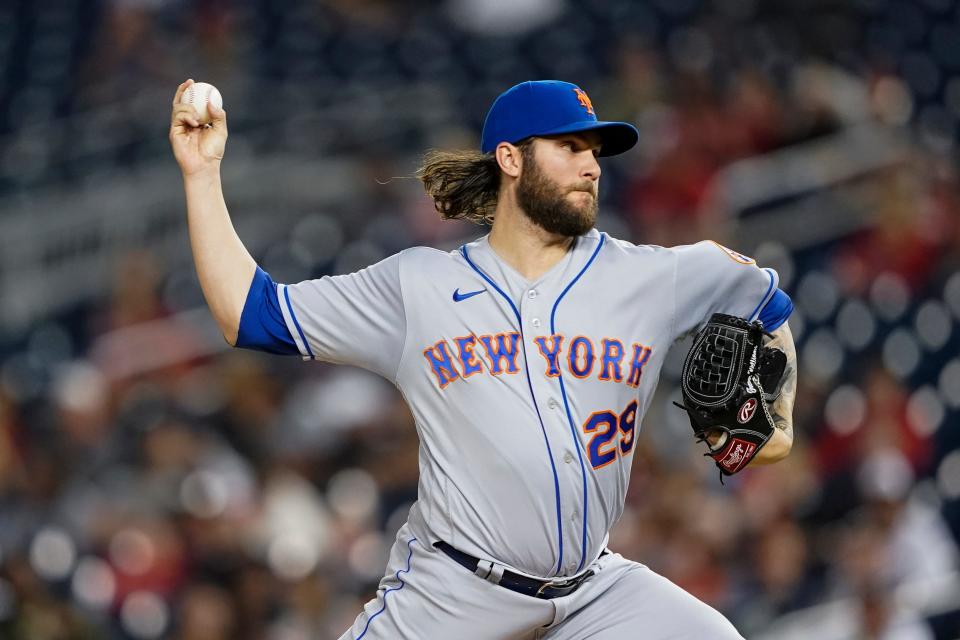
581, 152, 601, 181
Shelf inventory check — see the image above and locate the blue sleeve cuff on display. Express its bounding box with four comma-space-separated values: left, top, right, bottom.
235, 267, 300, 355
758, 288, 793, 332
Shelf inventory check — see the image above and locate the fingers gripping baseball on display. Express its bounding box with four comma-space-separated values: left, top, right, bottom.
169, 79, 228, 177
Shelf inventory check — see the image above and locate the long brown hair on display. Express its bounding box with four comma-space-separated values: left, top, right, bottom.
416, 141, 532, 225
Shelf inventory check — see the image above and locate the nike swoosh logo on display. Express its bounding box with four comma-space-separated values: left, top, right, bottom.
452, 288, 486, 302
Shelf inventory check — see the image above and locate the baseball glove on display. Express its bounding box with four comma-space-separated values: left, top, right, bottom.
676, 313, 787, 478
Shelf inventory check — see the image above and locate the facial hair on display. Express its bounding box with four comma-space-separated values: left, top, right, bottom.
515, 151, 598, 237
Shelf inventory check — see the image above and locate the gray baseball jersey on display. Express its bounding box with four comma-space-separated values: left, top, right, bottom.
277, 229, 778, 579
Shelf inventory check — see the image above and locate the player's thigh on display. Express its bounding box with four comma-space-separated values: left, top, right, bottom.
340, 531, 554, 640
549, 554, 743, 640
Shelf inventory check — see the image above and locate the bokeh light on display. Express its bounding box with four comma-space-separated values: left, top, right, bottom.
938, 359, 960, 409
870, 272, 911, 322
937, 450, 960, 501
71, 556, 116, 611
882, 328, 921, 379
913, 299, 952, 351
801, 329, 844, 383
29, 527, 76, 582
796, 271, 839, 322
348, 531, 391, 582
824, 385, 867, 436
109, 528, 156, 577
180, 470, 229, 519
120, 591, 168, 640
944, 271, 960, 319
906, 386, 945, 437
835, 298, 877, 351
267, 533, 319, 582
327, 468, 380, 524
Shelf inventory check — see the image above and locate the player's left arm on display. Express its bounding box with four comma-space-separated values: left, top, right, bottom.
749, 321, 797, 465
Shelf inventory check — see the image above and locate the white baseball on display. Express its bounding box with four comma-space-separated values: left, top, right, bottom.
180, 81, 223, 125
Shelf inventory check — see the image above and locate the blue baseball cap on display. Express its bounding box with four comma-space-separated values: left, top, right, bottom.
480, 80, 639, 157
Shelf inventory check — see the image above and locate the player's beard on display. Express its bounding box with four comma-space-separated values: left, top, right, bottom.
515, 152, 598, 238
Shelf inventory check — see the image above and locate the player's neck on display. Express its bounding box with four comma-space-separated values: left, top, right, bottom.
488, 203, 575, 282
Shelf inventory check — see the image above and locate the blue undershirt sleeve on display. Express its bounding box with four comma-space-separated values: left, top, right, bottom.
757, 288, 793, 332
235, 266, 299, 355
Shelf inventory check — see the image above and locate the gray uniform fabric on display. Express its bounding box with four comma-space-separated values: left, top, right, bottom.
339, 523, 743, 640
278, 229, 776, 638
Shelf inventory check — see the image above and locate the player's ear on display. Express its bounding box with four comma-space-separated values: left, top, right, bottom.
495, 142, 523, 178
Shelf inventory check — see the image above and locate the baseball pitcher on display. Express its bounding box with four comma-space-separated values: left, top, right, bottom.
170, 78, 797, 639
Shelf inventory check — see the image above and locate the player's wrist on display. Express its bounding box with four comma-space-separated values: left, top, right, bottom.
182, 163, 222, 183
748, 427, 792, 465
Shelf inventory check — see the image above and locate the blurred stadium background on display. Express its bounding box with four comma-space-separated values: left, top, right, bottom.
1, 0, 959, 638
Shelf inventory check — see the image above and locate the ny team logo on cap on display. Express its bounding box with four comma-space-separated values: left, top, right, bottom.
574, 87, 594, 116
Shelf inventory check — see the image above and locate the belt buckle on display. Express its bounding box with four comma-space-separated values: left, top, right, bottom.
534, 580, 561, 598
535, 570, 594, 599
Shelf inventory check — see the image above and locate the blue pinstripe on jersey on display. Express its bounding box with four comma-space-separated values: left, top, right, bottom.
283, 285, 315, 359
748, 268, 777, 322
355, 537, 417, 639
549, 233, 606, 573
460, 245, 566, 576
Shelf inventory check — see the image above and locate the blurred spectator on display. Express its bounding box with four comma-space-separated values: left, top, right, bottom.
173, 582, 237, 640
853, 449, 958, 597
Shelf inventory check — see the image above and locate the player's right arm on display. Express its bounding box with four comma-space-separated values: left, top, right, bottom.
169, 79, 256, 345
170, 81, 408, 378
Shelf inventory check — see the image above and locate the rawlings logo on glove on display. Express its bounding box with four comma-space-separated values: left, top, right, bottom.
675, 313, 787, 479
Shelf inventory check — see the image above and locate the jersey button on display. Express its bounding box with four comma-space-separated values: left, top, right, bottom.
547, 398, 558, 410
528, 289, 537, 299
531, 318, 541, 328
563, 452, 573, 464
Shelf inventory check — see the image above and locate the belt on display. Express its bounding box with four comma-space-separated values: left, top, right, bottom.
434, 541, 602, 600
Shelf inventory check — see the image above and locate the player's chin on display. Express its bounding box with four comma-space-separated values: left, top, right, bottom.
570, 194, 598, 222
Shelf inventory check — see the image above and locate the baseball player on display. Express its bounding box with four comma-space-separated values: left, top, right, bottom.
170, 78, 797, 639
